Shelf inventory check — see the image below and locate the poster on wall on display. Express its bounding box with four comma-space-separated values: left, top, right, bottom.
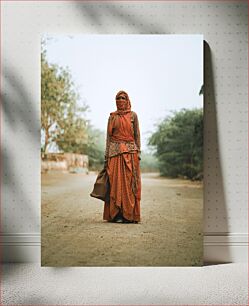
41, 34, 204, 266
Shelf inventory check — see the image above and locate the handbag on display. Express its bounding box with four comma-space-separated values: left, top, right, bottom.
90, 166, 110, 202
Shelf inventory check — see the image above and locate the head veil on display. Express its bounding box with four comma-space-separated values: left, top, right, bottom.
110, 90, 132, 116
108, 90, 132, 135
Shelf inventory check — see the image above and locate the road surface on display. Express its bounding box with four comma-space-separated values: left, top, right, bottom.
41, 171, 203, 266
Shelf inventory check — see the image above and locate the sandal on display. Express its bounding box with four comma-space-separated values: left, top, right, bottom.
110, 211, 123, 223
115, 217, 123, 223
122, 217, 133, 223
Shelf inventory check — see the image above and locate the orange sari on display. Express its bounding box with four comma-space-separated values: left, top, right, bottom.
103, 109, 141, 222
103, 151, 141, 222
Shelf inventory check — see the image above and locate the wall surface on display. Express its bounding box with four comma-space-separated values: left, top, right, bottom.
1, 0, 248, 263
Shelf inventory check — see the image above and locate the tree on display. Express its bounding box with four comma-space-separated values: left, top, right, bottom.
41, 45, 89, 154
41, 38, 105, 167
148, 108, 203, 179
86, 123, 105, 170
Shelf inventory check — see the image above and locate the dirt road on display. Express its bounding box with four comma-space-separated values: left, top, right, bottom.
41, 171, 203, 266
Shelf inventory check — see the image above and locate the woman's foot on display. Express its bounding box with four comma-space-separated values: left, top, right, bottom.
115, 216, 123, 223
122, 217, 133, 223
110, 211, 123, 223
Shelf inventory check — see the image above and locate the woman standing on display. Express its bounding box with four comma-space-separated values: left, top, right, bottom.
103, 90, 141, 224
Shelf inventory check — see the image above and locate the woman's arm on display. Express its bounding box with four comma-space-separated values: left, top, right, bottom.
133, 112, 141, 160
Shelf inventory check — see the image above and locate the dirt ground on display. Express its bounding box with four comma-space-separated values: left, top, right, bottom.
41, 171, 203, 267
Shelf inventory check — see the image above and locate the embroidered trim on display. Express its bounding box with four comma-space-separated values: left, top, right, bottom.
104, 111, 141, 160
108, 141, 139, 158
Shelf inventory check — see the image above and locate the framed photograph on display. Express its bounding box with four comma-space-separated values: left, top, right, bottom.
41, 34, 204, 266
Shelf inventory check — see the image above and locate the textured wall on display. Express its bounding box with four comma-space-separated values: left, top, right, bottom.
1, 0, 248, 262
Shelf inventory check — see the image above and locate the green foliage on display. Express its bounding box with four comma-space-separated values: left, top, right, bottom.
41, 44, 89, 154
41, 40, 106, 168
86, 123, 105, 170
148, 108, 203, 180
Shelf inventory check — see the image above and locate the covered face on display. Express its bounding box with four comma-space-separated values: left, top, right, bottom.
115, 91, 131, 111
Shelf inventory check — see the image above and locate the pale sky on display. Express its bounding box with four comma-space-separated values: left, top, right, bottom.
42, 34, 203, 153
